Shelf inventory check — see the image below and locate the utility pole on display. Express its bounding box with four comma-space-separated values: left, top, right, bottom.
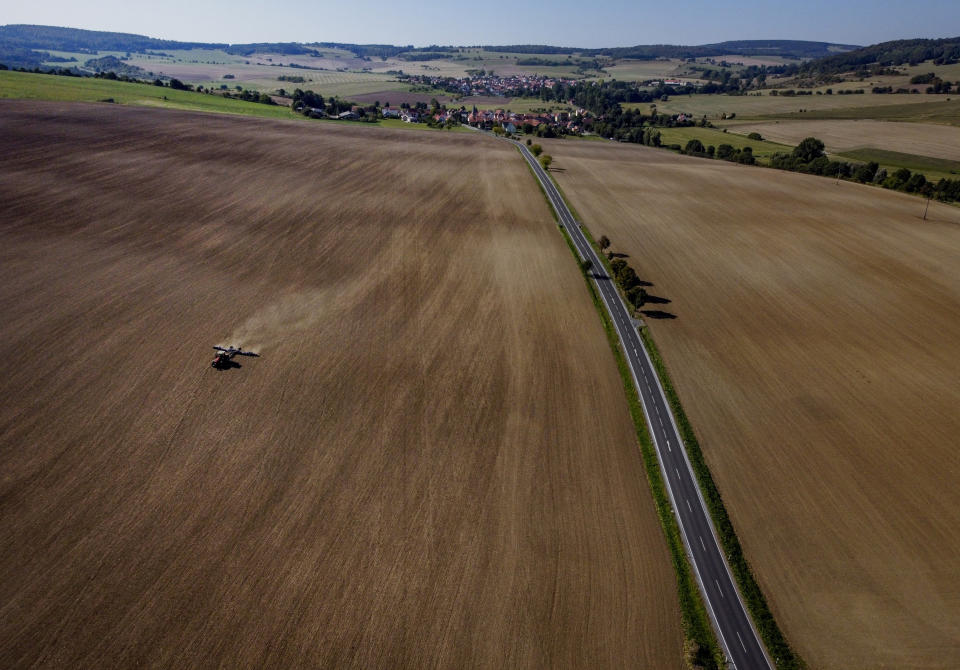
923, 196, 931, 221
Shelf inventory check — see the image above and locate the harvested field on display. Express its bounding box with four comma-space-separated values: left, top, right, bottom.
640, 91, 958, 120
725, 119, 960, 161
537, 138, 960, 669
0, 101, 684, 669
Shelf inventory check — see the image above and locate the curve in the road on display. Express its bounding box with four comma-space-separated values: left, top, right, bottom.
510, 138, 774, 670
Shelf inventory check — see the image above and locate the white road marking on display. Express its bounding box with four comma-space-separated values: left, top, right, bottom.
737, 631, 747, 652
686, 499, 693, 513
666, 439, 671, 452
675, 468, 680, 479
716, 579, 724, 598
699, 535, 706, 551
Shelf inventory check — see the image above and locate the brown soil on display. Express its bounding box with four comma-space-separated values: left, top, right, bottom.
538, 138, 960, 669
0, 101, 684, 669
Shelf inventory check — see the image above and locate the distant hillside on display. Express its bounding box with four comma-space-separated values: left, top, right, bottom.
0, 25, 858, 66
483, 40, 858, 60
0, 24, 222, 55
0, 25, 320, 64
798, 37, 960, 74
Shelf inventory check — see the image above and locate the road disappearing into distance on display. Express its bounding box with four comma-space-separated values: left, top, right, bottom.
511, 138, 773, 670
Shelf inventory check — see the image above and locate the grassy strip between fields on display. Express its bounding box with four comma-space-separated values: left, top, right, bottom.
835, 147, 960, 182
639, 321, 804, 670
555, 223, 722, 670
544, 168, 804, 670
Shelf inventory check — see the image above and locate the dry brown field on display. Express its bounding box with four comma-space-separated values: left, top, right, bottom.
723, 119, 960, 161
645, 91, 959, 120
538, 138, 960, 669
0, 101, 684, 669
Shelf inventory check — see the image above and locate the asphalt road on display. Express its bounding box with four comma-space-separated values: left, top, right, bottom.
511, 138, 773, 670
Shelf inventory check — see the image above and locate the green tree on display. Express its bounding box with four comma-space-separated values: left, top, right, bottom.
580, 259, 593, 274
792, 137, 825, 163
599, 235, 610, 253
539, 154, 553, 170
853, 161, 879, 183
716, 144, 735, 160
626, 286, 647, 308
905, 172, 927, 193
684, 139, 705, 155
530, 144, 543, 157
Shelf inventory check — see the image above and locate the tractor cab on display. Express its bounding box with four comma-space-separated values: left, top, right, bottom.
211, 345, 259, 370
211, 352, 231, 369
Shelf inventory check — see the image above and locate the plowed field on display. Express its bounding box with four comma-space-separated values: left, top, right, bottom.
0, 101, 683, 669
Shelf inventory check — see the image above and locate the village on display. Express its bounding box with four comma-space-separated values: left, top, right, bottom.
372, 104, 595, 134
397, 70, 580, 98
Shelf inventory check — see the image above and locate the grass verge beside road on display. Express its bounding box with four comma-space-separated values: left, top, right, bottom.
639, 327, 805, 670
557, 223, 723, 670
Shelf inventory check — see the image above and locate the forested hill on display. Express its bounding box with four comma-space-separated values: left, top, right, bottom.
0, 25, 324, 67
0, 24, 223, 54
0, 25, 857, 64
797, 37, 960, 74
482, 40, 858, 59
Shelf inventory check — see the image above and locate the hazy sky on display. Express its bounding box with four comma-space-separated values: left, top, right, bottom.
4, 0, 958, 47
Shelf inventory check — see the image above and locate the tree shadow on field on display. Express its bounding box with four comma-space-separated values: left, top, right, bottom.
644, 294, 671, 305
608, 251, 630, 259
641, 309, 677, 320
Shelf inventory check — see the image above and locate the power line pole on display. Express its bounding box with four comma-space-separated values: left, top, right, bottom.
923, 196, 931, 221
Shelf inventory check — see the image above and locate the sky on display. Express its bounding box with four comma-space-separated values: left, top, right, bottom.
3, 0, 959, 47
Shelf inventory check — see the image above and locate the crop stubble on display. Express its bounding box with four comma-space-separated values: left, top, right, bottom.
538, 137, 960, 669
724, 119, 960, 162
0, 101, 684, 668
